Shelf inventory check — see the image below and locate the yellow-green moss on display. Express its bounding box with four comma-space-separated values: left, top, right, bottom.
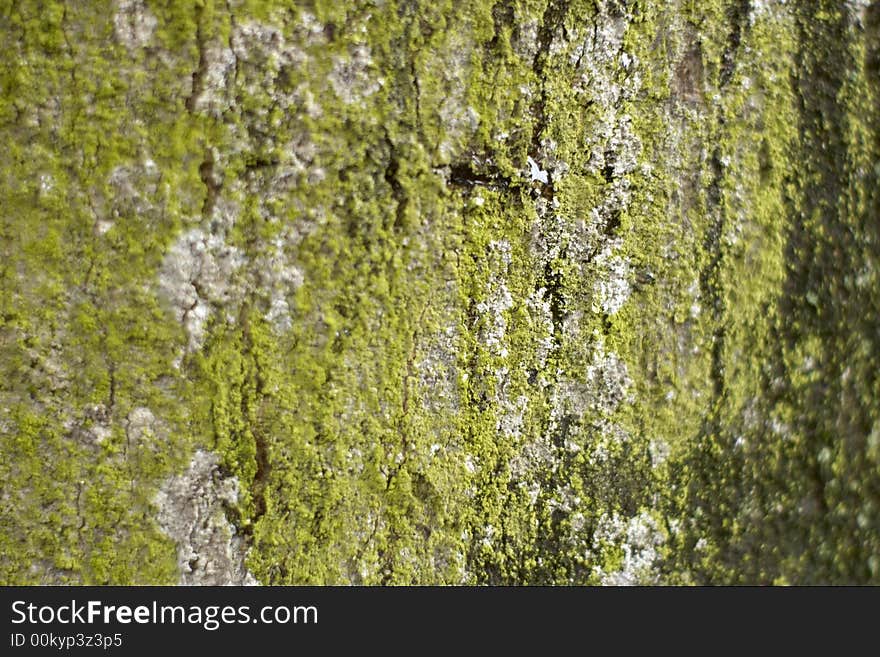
1, 0, 878, 585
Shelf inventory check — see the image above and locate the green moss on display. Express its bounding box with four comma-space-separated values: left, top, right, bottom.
1, 0, 878, 585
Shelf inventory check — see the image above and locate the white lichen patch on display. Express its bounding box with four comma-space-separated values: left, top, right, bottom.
125, 406, 166, 449
526, 287, 555, 371
512, 19, 540, 61
112, 0, 157, 51
592, 241, 631, 316
107, 161, 162, 219
497, 393, 529, 440
86, 404, 112, 444
749, 0, 792, 25
475, 241, 514, 358
527, 156, 550, 184
583, 419, 631, 467
510, 431, 557, 482
63, 404, 112, 446
189, 42, 237, 117
845, 0, 872, 26
433, 29, 479, 161
649, 439, 671, 469
158, 228, 245, 351
227, 17, 328, 212
544, 139, 572, 182
568, 4, 644, 227
154, 450, 258, 586
416, 318, 461, 415
230, 17, 322, 129
584, 343, 633, 415
38, 173, 53, 195
330, 44, 383, 105
233, 20, 307, 66
590, 510, 666, 586
255, 234, 305, 332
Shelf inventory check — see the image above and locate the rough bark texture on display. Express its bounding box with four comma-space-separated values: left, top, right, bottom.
1, 0, 878, 584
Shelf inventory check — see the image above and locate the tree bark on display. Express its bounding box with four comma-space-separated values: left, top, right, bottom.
1, 0, 878, 584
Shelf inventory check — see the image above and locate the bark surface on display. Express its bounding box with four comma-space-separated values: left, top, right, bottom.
1, 0, 878, 584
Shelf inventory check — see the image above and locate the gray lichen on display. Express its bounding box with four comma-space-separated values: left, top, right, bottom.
154, 450, 257, 586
